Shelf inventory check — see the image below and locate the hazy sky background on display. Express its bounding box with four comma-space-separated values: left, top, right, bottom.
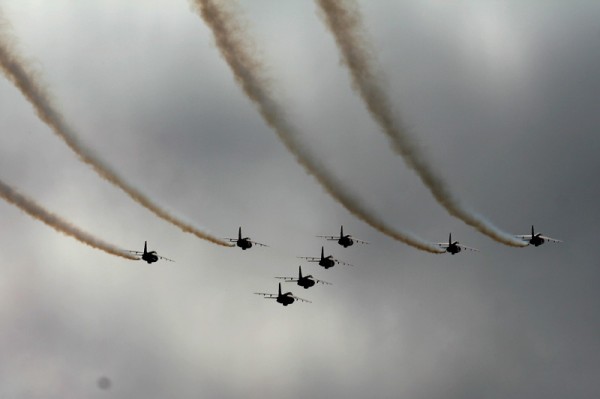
1, 1, 599, 397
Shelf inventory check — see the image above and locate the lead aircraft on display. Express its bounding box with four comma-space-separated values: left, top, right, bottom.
516, 225, 562, 247
317, 225, 369, 248
298, 246, 353, 269
436, 233, 479, 255
254, 283, 311, 306
224, 227, 268, 250
276, 266, 332, 289
127, 241, 174, 264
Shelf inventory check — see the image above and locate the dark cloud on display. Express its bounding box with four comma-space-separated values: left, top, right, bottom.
0, 1, 599, 398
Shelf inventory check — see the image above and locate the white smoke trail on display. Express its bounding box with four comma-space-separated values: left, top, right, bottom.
190, 0, 444, 253
0, 178, 138, 260
315, 0, 527, 247
0, 11, 232, 248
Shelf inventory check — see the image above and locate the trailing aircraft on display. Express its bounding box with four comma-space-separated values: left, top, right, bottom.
224, 227, 268, 250
436, 233, 479, 255
254, 283, 311, 306
298, 246, 353, 269
276, 266, 332, 289
317, 225, 368, 248
127, 241, 174, 263
516, 225, 562, 247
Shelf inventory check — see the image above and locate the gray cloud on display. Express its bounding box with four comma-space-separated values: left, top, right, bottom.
0, 1, 599, 398
0, 7, 231, 247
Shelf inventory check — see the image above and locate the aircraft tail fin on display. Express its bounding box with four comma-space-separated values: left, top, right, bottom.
449, 233, 452, 245
278, 282, 282, 297
321, 246, 325, 260
144, 241, 148, 255
532, 225, 535, 236
238, 227, 242, 240
340, 225, 344, 238
299, 265, 303, 279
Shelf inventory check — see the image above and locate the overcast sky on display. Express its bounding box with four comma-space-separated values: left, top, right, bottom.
1, 1, 599, 398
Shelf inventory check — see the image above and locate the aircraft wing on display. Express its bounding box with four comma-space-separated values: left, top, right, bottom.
316, 235, 338, 241
314, 278, 333, 285
158, 255, 175, 262
291, 295, 312, 303
514, 235, 532, 240
275, 277, 298, 282
223, 238, 237, 243
458, 245, 480, 252
125, 250, 144, 260
352, 238, 370, 245
334, 258, 354, 267
254, 293, 277, 299
250, 240, 269, 247
436, 243, 450, 249
298, 256, 319, 262
539, 235, 563, 243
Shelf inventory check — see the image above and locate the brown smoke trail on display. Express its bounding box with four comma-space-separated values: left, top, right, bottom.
316, 0, 527, 247
0, 12, 232, 248
0, 178, 137, 260
190, 0, 444, 253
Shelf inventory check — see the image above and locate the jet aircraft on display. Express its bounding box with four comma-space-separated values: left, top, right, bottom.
317, 225, 368, 248
128, 241, 174, 264
437, 233, 479, 255
254, 283, 311, 306
276, 266, 332, 289
516, 225, 562, 247
298, 246, 353, 269
225, 227, 268, 250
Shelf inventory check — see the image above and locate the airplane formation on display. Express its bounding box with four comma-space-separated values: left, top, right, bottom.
0, 4, 563, 308
117, 225, 561, 307
254, 225, 364, 306
249, 225, 560, 306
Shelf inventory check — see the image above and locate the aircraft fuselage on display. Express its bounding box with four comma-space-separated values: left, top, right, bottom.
298, 278, 316, 289
142, 251, 159, 263
237, 239, 253, 250
530, 236, 545, 246
338, 236, 354, 247
277, 294, 295, 306
446, 244, 461, 255
319, 258, 335, 268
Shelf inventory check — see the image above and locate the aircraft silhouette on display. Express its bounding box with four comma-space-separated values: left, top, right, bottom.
254, 283, 311, 306
298, 246, 353, 269
317, 225, 368, 248
127, 241, 174, 264
276, 266, 332, 289
436, 233, 479, 255
516, 225, 562, 247
224, 227, 268, 250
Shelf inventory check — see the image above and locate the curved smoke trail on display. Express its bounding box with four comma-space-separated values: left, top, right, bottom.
0, 11, 232, 248
190, 0, 443, 253
0, 178, 137, 260
315, 0, 527, 247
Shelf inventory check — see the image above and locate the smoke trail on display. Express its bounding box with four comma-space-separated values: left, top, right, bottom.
190, 0, 444, 253
316, 0, 527, 247
0, 178, 137, 260
0, 12, 232, 248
